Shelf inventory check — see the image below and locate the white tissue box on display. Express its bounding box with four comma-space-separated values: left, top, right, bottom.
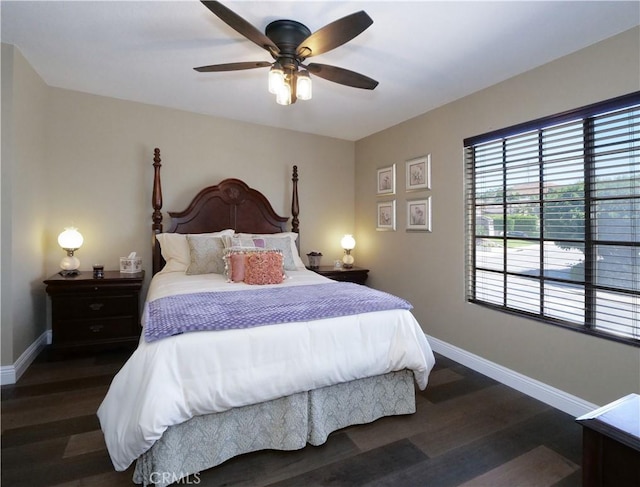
120, 257, 142, 273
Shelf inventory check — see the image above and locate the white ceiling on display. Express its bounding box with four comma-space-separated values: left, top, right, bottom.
2, 1, 639, 141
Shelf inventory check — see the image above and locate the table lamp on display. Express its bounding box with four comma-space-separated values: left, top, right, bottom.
58, 227, 84, 276
341, 234, 356, 269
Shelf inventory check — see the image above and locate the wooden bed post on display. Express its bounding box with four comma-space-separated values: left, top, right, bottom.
152, 148, 163, 275
291, 165, 299, 235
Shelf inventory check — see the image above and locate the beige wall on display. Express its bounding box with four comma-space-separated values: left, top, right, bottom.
355, 27, 640, 406
1, 44, 49, 366
42, 88, 355, 278
1, 44, 355, 366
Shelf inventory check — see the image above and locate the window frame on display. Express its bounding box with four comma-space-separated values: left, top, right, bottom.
464, 91, 640, 347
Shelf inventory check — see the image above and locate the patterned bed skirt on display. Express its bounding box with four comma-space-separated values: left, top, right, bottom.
133, 369, 416, 486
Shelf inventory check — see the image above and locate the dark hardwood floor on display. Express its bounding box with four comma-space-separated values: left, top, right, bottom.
1, 349, 582, 486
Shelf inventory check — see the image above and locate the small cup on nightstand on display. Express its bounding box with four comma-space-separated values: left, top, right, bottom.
93, 265, 104, 279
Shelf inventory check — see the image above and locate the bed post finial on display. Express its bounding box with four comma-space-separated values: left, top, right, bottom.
291, 165, 299, 235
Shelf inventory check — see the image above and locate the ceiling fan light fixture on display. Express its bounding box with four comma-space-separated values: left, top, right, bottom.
296, 70, 312, 101
268, 63, 285, 94
276, 81, 292, 106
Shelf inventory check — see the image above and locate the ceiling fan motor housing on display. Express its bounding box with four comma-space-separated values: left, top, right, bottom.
266, 20, 312, 64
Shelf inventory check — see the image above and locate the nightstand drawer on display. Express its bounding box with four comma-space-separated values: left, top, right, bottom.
52, 294, 136, 319
55, 317, 136, 342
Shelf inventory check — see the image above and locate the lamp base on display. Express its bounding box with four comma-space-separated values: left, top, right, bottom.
59, 269, 80, 277
342, 252, 355, 269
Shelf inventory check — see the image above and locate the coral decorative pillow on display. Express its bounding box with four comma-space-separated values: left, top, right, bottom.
243, 251, 284, 285
228, 252, 247, 282
224, 248, 257, 282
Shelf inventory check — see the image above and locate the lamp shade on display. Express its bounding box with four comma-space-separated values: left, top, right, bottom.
296, 70, 312, 101
58, 227, 83, 250
268, 63, 285, 94
276, 81, 292, 106
340, 234, 356, 250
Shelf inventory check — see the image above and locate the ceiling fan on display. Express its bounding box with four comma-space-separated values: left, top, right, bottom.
194, 1, 378, 105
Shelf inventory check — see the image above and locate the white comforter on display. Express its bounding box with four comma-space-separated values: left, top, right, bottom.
97, 270, 435, 471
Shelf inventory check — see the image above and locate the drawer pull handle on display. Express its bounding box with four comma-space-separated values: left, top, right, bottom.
89, 325, 104, 333
89, 303, 104, 311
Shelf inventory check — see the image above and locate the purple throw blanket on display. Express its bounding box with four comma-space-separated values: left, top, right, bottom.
145, 282, 412, 342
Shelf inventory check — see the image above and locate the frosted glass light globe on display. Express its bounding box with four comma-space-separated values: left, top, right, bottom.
340, 234, 356, 250
58, 228, 84, 250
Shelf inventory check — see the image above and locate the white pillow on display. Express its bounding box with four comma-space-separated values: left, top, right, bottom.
236, 232, 305, 270
156, 229, 234, 273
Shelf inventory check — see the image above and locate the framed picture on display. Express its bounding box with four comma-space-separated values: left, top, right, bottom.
406, 155, 431, 191
406, 197, 431, 232
377, 200, 396, 231
377, 164, 396, 195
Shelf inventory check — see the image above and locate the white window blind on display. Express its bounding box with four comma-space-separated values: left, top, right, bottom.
465, 93, 640, 345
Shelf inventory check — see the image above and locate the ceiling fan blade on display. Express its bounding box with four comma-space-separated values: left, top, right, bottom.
194, 61, 272, 72
296, 11, 373, 58
201, 1, 279, 55
306, 63, 378, 90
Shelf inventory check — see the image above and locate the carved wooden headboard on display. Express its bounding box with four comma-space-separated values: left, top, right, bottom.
151, 148, 300, 275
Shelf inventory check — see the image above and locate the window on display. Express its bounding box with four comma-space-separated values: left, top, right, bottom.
465, 92, 640, 346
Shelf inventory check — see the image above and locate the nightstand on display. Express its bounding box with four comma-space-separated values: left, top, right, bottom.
577, 393, 640, 487
308, 266, 369, 285
44, 270, 144, 354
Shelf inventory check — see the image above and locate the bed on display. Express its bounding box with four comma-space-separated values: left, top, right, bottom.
97, 148, 436, 486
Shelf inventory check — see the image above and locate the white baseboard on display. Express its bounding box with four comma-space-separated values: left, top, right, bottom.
426, 334, 599, 417
0, 330, 51, 385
